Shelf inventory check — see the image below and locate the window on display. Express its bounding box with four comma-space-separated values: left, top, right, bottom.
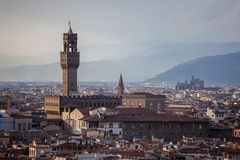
23, 123, 26, 131
192, 124, 195, 129
109, 123, 113, 128
157, 103, 161, 111
18, 123, 22, 131
118, 123, 123, 128
132, 124, 135, 129
149, 103, 153, 111
135, 145, 139, 149
109, 130, 113, 134
138, 103, 142, 108
28, 123, 31, 130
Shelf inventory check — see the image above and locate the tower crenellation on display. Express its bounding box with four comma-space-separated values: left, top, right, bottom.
60, 22, 80, 97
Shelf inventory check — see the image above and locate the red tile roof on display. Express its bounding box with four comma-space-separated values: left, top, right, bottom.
116, 108, 156, 115
84, 113, 209, 123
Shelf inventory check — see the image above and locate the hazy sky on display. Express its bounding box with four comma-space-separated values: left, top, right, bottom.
0, 0, 240, 62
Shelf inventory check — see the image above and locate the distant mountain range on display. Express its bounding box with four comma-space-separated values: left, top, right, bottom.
1, 42, 240, 84
148, 52, 240, 85
0, 58, 161, 82
2, 41, 240, 69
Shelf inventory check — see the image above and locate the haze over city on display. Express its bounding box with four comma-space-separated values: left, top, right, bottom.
1, 0, 240, 68
1, 1, 240, 159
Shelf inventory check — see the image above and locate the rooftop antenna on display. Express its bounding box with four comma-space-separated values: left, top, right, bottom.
68, 19, 71, 28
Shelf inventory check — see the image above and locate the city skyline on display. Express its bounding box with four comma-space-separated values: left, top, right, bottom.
1, 1, 240, 159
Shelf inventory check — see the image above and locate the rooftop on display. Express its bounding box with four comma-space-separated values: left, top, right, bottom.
84, 113, 209, 123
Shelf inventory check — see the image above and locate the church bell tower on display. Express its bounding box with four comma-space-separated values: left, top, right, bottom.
60, 22, 80, 97
117, 74, 125, 96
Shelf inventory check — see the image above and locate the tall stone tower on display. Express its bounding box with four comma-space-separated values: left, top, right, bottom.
60, 22, 80, 97
117, 74, 125, 96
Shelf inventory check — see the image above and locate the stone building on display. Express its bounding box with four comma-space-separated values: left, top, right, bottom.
84, 110, 210, 142
29, 140, 52, 158
62, 108, 88, 134
0, 112, 32, 131
122, 92, 166, 112
45, 95, 121, 119
206, 107, 227, 123
84, 108, 152, 139
122, 114, 209, 142
14, 115, 32, 131
44, 23, 122, 120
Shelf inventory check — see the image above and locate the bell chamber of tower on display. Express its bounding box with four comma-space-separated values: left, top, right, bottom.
60, 22, 80, 97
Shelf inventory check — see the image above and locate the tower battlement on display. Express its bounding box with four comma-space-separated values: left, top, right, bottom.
60, 51, 79, 56
60, 23, 80, 97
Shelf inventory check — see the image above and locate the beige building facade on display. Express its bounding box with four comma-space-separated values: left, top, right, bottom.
122, 92, 166, 112
62, 108, 86, 134
29, 141, 52, 158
